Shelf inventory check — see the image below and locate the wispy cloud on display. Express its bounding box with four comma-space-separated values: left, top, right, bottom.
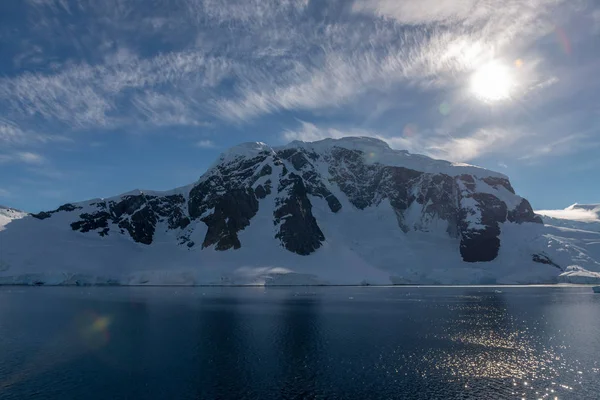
282, 120, 382, 143
131, 91, 206, 127
195, 139, 216, 148
0, 188, 11, 198
352, 0, 562, 44
2, 0, 597, 169
0, 151, 46, 165
5, 0, 570, 131
18, 152, 45, 165
519, 132, 600, 162
422, 128, 521, 162
0, 49, 231, 130
211, 0, 569, 123
26, 166, 67, 180
593, 9, 600, 34
0, 120, 28, 145
282, 121, 520, 163
536, 204, 600, 222
0, 119, 69, 146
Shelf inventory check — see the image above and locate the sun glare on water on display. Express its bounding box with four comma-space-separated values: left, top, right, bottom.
470, 61, 513, 102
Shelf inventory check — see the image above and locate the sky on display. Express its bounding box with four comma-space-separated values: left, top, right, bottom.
1, 0, 599, 212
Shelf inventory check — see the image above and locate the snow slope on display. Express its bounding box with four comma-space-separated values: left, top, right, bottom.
279, 137, 509, 179
0, 138, 599, 285
0, 206, 27, 232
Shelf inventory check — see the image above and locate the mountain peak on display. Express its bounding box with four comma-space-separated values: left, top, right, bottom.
282, 136, 392, 151
216, 142, 274, 164
275, 136, 507, 180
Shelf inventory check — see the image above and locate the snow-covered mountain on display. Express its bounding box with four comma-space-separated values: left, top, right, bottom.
1, 137, 599, 285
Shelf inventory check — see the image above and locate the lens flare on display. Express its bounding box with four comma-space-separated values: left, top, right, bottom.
79, 312, 112, 349
403, 123, 418, 137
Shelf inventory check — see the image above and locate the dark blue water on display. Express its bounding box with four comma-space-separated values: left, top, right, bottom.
0, 287, 598, 399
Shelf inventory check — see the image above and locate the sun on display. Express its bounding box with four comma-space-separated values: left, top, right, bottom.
470, 61, 513, 102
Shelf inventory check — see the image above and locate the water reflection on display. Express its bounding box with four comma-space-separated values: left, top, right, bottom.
191, 296, 253, 399
275, 295, 323, 399
0, 287, 598, 400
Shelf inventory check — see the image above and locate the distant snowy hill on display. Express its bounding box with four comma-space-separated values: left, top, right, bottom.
0, 206, 27, 232
536, 204, 600, 231
1, 137, 599, 285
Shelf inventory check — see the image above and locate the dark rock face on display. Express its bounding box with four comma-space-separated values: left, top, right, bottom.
458, 194, 507, 262
532, 253, 562, 270
31, 211, 52, 220
254, 180, 272, 199
277, 148, 342, 213
188, 154, 268, 250
32, 203, 82, 220
201, 189, 259, 250
460, 230, 500, 262
482, 176, 515, 194
122, 206, 158, 245
70, 212, 111, 233
57, 203, 83, 212
328, 147, 382, 210
458, 174, 476, 191
66, 193, 189, 244
273, 144, 537, 262
325, 149, 462, 235
508, 199, 543, 224
274, 173, 324, 255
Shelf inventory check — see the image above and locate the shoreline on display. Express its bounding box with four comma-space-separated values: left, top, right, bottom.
0, 283, 597, 288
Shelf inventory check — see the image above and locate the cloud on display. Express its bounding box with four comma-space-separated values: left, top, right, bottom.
281, 120, 434, 156
536, 204, 600, 222
283, 120, 520, 162
0, 119, 70, 146
0, 121, 27, 145
18, 152, 45, 164
0, 188, 11, 198
2, 0, 594, 172
214, 34, 493, 122
519, 132, 600, 162
282, 120, 380, 143
0, 49, 231, 129
352, 0, 478, 25
12, 45, 44, 69
6, 0, 564, 130
352, 0, 561, 43
26, 166, 66, 180
421, 128, 521, 162
195, 139, 216, 148
211, 0, 568, 123
131, 91, 206, 127
0, 151, 46, 165
184, 0, 309, 25
593, 9, 600, 34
